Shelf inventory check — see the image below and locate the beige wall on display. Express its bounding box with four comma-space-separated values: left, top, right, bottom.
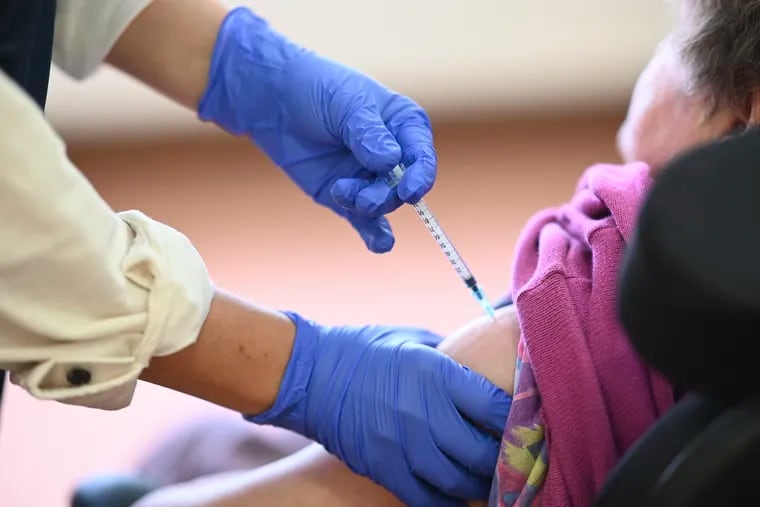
46, 0, 672, 142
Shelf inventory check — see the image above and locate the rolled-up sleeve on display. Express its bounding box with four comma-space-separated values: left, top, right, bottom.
0, 71, 213, 409
53, 0, 153, 79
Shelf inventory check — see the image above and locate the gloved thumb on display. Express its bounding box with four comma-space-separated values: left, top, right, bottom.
347, 214, 395, 253
341, 106, 401, 174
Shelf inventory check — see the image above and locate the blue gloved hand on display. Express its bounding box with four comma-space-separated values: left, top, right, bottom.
246, 312, 512, 507
199, 8, 436, 254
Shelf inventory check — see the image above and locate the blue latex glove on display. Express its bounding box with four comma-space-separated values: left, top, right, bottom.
199, 8, 436, 253
247, 312, 512, 507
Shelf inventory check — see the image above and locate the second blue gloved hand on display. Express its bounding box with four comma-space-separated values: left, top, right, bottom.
246, 312, 512, 507
198, 8, 437, 254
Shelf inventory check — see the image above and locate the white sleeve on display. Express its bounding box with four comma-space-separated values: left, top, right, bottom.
0, 71, 214, 410
53, 0, 154, 79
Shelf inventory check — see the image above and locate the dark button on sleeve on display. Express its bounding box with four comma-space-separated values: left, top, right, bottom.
66, 367, 92, 386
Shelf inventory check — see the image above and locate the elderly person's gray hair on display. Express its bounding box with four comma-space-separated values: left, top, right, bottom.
679, 0, 760, 117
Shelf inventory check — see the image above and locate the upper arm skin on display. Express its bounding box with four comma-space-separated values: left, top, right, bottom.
436, 304, 520, 507
437, 304, 520, 396
134, 305, 521, 507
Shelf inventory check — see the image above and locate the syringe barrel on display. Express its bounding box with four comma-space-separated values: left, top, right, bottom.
388, 164, 493, 317
388, 163, 477, 284
410, 199, 476, 283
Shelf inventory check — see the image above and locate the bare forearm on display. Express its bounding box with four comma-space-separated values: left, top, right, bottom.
140, 289, 295, 415
106, 0, 229, 109
134, 444, 400, 507
135, 443, 487, 507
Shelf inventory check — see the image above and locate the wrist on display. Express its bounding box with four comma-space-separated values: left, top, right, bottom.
197, 7, 307, 134
245, 311, 319, 433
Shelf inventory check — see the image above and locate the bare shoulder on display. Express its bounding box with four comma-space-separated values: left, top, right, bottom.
437, 305, 521, 395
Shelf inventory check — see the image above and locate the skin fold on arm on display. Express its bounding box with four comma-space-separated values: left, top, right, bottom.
134, 305, 521, 507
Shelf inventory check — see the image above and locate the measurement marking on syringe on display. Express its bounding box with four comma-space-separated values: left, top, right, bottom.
388, 164, 495, 319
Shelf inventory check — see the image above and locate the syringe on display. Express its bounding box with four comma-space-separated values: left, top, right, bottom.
387, 164, 496, 319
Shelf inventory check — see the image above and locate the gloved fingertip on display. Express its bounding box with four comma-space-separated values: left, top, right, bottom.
364, 133, 401, 157
330, 183, 354, 208
349, 215, 395, 253
369, 138, 402, 170
486, 379, 514, 406
355, 185, 393, 216
365, 231, 395, 253
397, 179, 425, 203
446, 365, 513, 433
344, 108, 402, 173
398, 171, 434, 203
331, 179, 370, 209
383, 138, 402, 157
483, 390, 513, 432
355, 196, 381, 216
370, 218, 395, 253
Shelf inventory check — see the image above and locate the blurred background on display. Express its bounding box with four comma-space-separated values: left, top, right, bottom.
1, 1, 674, 505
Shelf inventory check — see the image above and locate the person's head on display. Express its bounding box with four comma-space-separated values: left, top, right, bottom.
617, 0, 760, 173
